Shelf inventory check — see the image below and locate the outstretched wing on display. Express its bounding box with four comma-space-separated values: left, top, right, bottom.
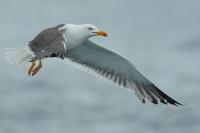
65, 40, 182, 106
29, 24, 66, 61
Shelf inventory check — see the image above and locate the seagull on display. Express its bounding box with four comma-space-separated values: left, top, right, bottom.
5, 23, 182, 106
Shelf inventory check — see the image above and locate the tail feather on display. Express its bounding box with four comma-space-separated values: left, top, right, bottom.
4, 46, 34, 68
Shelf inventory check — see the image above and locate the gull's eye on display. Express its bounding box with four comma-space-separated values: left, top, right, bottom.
88, 27, 93, 30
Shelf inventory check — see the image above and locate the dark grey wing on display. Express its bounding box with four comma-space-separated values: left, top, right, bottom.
28, 24, 66, 61
65, 40, 182, 106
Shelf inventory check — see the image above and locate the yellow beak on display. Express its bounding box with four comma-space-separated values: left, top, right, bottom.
96, 31, 108, 37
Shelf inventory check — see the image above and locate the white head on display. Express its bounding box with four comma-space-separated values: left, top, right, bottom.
59, 24, 108, 45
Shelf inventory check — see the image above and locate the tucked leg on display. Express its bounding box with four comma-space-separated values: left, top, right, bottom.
31, 59, 42, 76
28, 61, 36, 76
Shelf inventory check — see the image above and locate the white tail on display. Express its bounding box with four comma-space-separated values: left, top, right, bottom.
4, 46, 34, 68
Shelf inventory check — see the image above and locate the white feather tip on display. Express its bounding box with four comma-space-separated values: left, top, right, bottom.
4, 46, 34, 68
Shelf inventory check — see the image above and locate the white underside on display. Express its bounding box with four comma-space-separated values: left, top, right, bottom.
4, 46, 35, 68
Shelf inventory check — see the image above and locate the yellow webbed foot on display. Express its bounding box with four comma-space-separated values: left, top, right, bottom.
31, 60, 42, 76
28, 61, 36, 76
28, 60, 42, 76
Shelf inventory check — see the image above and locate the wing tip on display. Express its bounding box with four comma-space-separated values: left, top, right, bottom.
141, 97, 183, 106
135, 82, 183, 106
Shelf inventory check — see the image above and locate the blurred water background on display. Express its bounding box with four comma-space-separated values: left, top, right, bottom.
0, 0, 200, 133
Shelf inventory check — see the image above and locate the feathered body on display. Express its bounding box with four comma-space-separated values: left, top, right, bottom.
5, 23, 182, 106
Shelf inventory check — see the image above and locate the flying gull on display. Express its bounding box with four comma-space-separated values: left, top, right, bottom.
5, 23, 182, 106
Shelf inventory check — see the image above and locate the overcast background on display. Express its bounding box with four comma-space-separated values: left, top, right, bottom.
0, 0, 200, 133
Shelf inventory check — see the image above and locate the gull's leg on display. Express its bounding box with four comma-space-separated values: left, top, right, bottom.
28, 61, 36, 76
31, 59, 42, 76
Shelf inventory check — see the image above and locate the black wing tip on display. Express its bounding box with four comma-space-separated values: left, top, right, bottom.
151, 83, 184, 106
165, 99, 183, 106
143, 98, 183, 106
139, 83, 183, 106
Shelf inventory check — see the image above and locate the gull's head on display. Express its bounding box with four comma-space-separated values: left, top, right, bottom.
77, 24, 108, 38
59, 24, 107, 44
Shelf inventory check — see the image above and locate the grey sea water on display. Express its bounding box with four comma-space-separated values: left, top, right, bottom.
0, 0, 200, 133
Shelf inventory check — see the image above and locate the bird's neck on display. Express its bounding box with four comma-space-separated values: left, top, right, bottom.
64, 31, 88, 48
